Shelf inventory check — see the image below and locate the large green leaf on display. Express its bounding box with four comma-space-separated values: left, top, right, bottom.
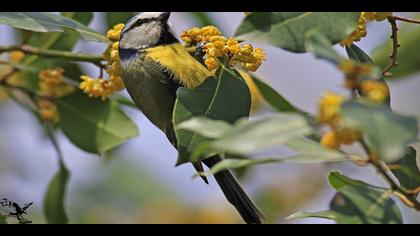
0, 12, 109, 42
341, 100, 418, 163
234, 12, 360, 52
190, 12, 216, 27
195, 138, 354, 177
211, 114, 313, 155
19, 12, 94, 91
250, 74, 302, 113
372, 23, 420, 79
304, 29, 342, 65
43, 164, 69, 224
287, 172, 402, 224
390, 146, 420, 192
173, 65, 251, 165
106, 12, 135, 29
179, 114, 314, 156
56, 91, 139, 154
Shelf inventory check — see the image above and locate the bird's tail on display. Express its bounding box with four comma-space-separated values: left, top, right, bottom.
202, 156, 265, 224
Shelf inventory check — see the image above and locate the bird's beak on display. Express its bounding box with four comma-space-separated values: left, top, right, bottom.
159, 12, 171, 22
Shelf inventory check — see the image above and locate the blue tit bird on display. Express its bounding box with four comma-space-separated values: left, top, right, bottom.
118, 12, 264, 224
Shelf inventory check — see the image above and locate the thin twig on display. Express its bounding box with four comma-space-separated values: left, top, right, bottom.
0, 45, 103, 66
358, 139, 420, 211
392, 15, 420, 24
382, 17, 400, 77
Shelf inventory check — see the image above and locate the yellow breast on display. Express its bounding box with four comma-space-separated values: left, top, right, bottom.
145, 43, 211, 89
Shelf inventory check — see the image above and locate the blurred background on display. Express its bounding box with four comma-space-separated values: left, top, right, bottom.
0, 12, 419, 224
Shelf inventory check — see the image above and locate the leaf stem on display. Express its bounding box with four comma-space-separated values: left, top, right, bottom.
45, 123, 65, 166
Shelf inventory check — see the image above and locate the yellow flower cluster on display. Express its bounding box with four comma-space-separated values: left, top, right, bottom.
318, 92, 344, 128
181, 26, 222, 47
9, 50, 25, 63
340, 12, 393, 47
180, 26, 266, 72
38, 68, 75, 98
338, 59, 389, 103
106, 23, 125, 42
363, 12, 393, 21
339, 59, 374, 90
37, 68, 74, 123
80, 76, 115, 100
318, 92, 361, 150
80, 24, 125, 100
37, 99, 59, 123
360, 80, 389, 103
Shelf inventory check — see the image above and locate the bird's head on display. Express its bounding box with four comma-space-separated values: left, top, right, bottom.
119, 12, 176, 51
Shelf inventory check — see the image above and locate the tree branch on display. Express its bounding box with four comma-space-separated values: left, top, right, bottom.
382, 17, 400, 77
392, 15, 420, 24
0, 45, 103, 65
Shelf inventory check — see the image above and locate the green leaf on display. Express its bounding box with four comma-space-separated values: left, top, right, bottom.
0, 212, 7, 224
346, 44, 374, 64
43, 164, 69, 224
190, 12, 216, 27
57, 91, 139, 154
106, 12, 135, 29
283, 138, 358, 162
19, 12, 94, 91
287, 172, 402, 224
211, 113, 312, 155
177, 117, 232, 139
372, 24, 420, 79
0, 12, 109, 42
341, 100, 418, 162
173, 65, 251, 165
198, 139, 352, 177
250, 74, 302, 113
286, 210, 335, 221
390, 146, 420, 192
235, 12, 360, 52
304, 29, 342, 65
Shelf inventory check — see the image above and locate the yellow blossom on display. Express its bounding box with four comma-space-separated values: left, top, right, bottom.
39, 68, 64, 87
37, 99, 59, 123
181, 26, 266, 72
205, 58, 218, 70
38, 67, 74, 98
321, 131, 341, 150
9, 50, 25, 63
360, 80, 389, 103
335, 128, 361, 145
340, 12, 393, 47
79, 75, 121, 100
82, 23, 126, 100
317, 92, 344, 128
362, 12, 392, 21
107, 23, 125, 42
